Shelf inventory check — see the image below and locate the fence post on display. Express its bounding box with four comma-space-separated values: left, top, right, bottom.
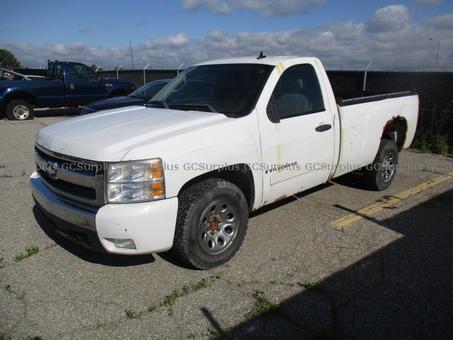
177, 63, 184, 75
362, 60, 374, 92
143, 63, 151, 85
115, 65, 122, 79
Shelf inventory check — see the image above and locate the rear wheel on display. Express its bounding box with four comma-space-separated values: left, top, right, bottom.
363, 139, 398, 191
172, 178, 249, 269
6, 99, 33, 120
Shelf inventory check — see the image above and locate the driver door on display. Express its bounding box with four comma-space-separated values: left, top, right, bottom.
65, 63, 106, 106
258, 63, 336, 204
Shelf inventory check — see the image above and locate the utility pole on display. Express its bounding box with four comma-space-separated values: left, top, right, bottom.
429, 38, 441, 71
435, 41, 440, 71
129, 40, 135, 70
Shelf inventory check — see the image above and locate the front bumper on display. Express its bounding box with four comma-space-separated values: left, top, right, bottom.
30, 171, 178, 255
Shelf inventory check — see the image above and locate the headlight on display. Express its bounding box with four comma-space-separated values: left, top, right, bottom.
107, 159, 165, 203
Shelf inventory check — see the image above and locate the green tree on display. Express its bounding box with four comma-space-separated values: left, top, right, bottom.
0, 49, 21, 69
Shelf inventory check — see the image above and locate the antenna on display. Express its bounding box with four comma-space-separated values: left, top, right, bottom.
129, 40, 135, 70
257, 51, 266, 60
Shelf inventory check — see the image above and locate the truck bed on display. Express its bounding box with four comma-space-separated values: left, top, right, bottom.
332, 91, 419, 178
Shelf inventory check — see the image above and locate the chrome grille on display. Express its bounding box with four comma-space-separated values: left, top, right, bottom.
35, 144, 105, 209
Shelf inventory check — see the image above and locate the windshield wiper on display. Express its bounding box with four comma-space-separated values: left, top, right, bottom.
168, 103, 218, 113
146, 100, 169, 109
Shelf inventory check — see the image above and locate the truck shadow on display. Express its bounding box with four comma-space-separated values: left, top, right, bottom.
250, 172, 368, 220
203, 189, 453, 339
32, 206, 155, 267
331, 171, 369, 190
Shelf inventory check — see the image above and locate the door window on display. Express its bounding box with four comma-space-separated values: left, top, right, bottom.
267, 64, 325, 120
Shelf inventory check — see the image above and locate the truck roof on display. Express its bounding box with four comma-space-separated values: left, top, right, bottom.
195, 56, 320, 66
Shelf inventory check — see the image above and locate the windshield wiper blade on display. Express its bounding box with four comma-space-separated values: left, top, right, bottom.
146, 100, 169, 109
168, 103, 218, 113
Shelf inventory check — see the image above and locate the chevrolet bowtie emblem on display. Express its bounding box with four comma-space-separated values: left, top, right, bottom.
47, 161, 59, 180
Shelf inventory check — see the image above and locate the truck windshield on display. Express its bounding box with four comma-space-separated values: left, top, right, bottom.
148, 64, 274, 117
129, 81, 168, 100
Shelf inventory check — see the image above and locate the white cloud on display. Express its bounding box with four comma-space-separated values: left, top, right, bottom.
182, 0, 324, 16
145, 33, 190, 48
232, 0, 325, 16
367, 5, 410, 33
3, 5, 453, 71
425, 14, 453, 30
182, 0, 230, 14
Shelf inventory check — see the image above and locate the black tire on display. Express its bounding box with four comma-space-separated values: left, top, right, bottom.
172, 178, 249, 270
363, 139, 399, 191
6, 99, 34, 120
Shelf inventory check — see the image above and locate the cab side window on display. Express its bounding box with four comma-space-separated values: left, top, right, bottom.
67, 63, 97, 81
267, 64, 324, 120
48, 63, 64, 80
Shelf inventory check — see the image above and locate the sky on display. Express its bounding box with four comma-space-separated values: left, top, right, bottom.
1, 0, 453, 70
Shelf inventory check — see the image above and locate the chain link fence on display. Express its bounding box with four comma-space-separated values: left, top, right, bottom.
97, 69, 178, 86
327, 70, 453, 153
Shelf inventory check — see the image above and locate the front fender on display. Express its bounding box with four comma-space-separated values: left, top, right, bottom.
121, 112, 263, 209
1, 88, 37, 110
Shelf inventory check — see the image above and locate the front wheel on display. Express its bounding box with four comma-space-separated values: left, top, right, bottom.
363, 139, 399, 191
172, 178, 249, 269
6, 99, 34, 120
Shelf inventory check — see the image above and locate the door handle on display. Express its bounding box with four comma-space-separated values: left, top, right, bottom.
315, 124, 332, 132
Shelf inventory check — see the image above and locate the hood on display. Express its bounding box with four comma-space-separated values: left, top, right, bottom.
83, 96, 144, 113
36, 106, 227, 161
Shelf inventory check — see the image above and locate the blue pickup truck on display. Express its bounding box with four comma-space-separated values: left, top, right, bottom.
0, 61, 135, 120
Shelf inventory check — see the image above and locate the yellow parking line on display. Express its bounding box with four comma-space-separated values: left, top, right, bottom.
331, 171, 453, 230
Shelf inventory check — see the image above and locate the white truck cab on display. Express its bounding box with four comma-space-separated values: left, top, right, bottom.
31, 56, 418, 269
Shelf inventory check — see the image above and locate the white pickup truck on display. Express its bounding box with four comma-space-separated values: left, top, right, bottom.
31, 56, 418, 269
